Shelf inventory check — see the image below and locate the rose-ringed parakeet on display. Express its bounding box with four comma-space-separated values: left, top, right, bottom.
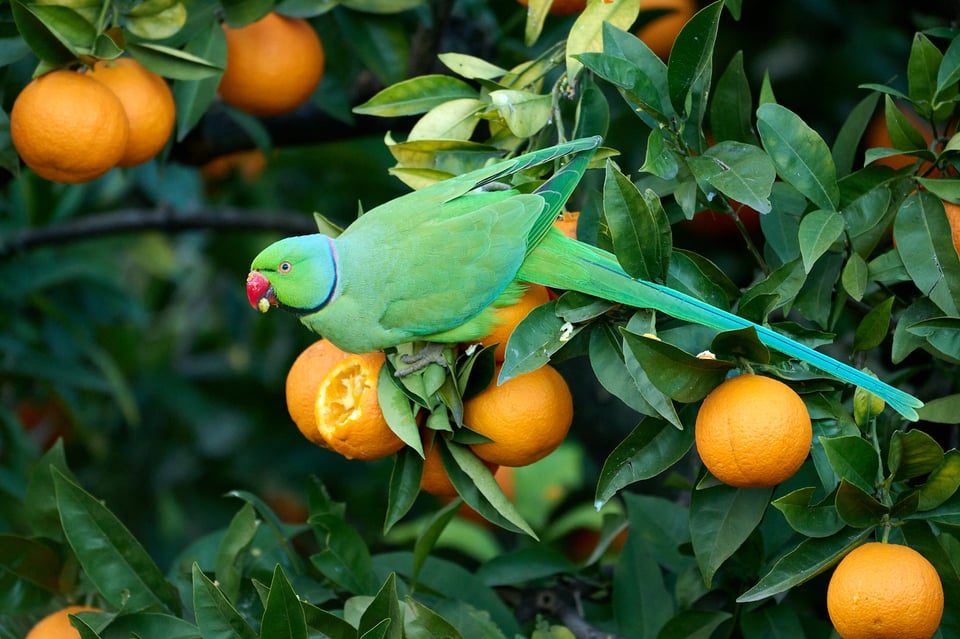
246, 136, 923, 421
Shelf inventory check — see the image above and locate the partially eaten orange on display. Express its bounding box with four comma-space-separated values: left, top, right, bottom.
315, 352, 405, 460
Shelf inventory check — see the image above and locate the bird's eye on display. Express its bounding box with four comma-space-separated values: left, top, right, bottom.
278, 261, 293, 273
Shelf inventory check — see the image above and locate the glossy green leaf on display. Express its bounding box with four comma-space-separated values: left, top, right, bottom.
475, 546, 577, 587
215, 503, 258, 604
487, 90, 552, 138
11, 1, 94, 64
667, 0, 722, 135
54, 469, 181, 613
773, 486, 845, 538
853, 296, 894, 352
573, 74, 611, 139
918, 449, 960, 510
737, 527, 873, 602
603, 161, 671, 281
936, 33, 960, 104
565, 0, 640, 81
622, 493, 692, 573
882, 94, 929, 150
613, 529, 672, 638
24, 440, 76, 542
403, 598, 464, 639
377, 366, 422, 455
595, 417, 695, 508
358, 574, 402, 639
798, 209, 845, 273
622, 327, 683, 428
917, 394, 960, 424
639, 128, 679, 179
354, 75, 477, 117
820, 436, 880, 494
693, 140, 775, 213
889, 429, 945, 481
219, 0, 273, 27
757, 103, 840, 211
126, 41, 223, 80
835, 479, 887, 528
709, 326, 771, 364
710, 50, 757, 145
172, 19, 227, 140
438, 52, 506, 80
408, 98, 484, 142
737, 259, 806, 323
261, 565, 309, 639
124, 2, 187, 40
666, 249, 737, 310
656, 610, 733, 639
833, 92, 880, 177
621, 329, 733, 402
892, 298, 940, 363
94, 612, 201, 639
906, 316, 960, 360
192, 563, 258, 639
302, 601, 358, 639
690, 484, 772, 587
310, 513, 376, 594
907, 33, 943, 119
589, 324, 660, 415
894, 191, 960, 316
411, 499, 459, 584
384, 447, 423, 533
500, 301, 569, 382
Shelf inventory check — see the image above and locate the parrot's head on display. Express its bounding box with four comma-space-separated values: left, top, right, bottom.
247, 234, 339, 315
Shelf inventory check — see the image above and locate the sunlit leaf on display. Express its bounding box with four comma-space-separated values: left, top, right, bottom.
354, 75, 478, 117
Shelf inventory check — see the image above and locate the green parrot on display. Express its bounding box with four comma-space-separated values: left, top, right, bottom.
246, 136, 923, 421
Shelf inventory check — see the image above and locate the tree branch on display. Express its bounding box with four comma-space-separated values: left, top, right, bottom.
0, 206, 319, 257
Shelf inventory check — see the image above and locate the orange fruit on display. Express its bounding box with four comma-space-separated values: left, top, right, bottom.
10, 70, 129, 183
86, 57, 176, 167
517, 0, 586, 16
554, 210, 580, 240
943, 200, 960, 255
26, 606, 103, 639
218, 12, 325, 117
694, 374, 812, 488
466, 364, 573, 467
285, 339, 353, 446
635, 0, 697, 59
420, 436, 498, 497
479, 283, 552, 362
201, 148, 269, 184
315, 351, 405, 460
827, 542, 943, 639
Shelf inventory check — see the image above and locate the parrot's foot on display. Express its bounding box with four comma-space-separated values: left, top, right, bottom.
395, 342, 449, 377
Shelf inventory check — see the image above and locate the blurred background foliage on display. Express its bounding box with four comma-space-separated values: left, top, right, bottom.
0, 0, 958, 573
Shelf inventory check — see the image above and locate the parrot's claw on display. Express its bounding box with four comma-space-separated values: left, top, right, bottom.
395, 342, 449, 377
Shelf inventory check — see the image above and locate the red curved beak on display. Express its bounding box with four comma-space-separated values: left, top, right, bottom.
246, 271, 276, 313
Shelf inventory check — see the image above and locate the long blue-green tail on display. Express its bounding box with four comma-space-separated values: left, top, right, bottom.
519, 230, 923, 421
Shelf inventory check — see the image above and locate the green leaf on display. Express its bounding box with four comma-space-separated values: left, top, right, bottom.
438, 52, 506, 80
889, 429, 945, 481
408, 98, 484, 142
24, 440, 75, 542
936, 33, 960, 105
53, 469, 181, 613
124, 2, 187, 40
667, 0, 722, 136
688, 140, 776, 214
574, 74, 611, 139
310, 513, 376, 594
622, 325, 682, 428
907, 33, 943, 119
894, 192, 960, 316
710, 50, 757, 145
798, 209, 845, 273
219, 0, 273, 27
772, 486, 845, 538
359, 574, 402, 639
589, 324, 661, 415
621, 329, 733, 402
384, 447, 423, 533
354, 75, 478, 117
892, 298, 941, 363
193, 563, 259, 639
613, 529, 673, 638
334, 10, 407, 86
918, 449, 960, 511
565, 0, 640, 81
93, 612, 201, 639
757, 102, 840, 211
655, 610, 733, 639
0, 535, 61, 612
844, 185, 894, 258
403, 598, 464, 639
378, 366, 422, 455
737, 527, 873, 602
215, 503, 259, 604
475, 546, 577, 587
171, 20, 227, 141
853, 296, 894, 352
639, 128, 679, 179
689, 484, 773, 587
841, 253, 869, 301
820, 436, 881, 494
906, 316, 960, 360
500, 301, 569, 382
487, 90, 552, 138
833, 92, 880, 177
125, 41, 224, 80
11, 1, 94, 65
709, 326, 771, 364
835, 479, 887, 528
261, 565, 309, 639
595, 417, 694, 508
603, 162, 671, 281
302, 601, 358, 639
412, 499, 460, 584
917, 394, 960, 424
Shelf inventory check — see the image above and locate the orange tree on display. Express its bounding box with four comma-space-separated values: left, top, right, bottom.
1, 1, 960, 638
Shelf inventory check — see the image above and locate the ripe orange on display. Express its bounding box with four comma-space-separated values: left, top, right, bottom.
86, 57, 176, 167
10, 70, 129, 183
466, 364, 573, 467
201, 148, 269, 184
554, 210, 580, 240
478, 283, 552, 362
694, 374, 812, 488
218, 12, 325, 117
635, 0, 697, 59
516, 0, 586, 16
943, 200, 960, 255
827, 542, 943, 639
420, 436, 498, 497
26, 606, 103, 639
285, 339, 353, 446
315, 351, 405, 460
